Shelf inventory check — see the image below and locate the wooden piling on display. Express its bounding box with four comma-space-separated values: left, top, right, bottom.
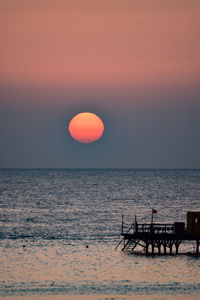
163, 241, 167, 254
151, 242, 154, 255
146, 240, 149, 254
158, 242, 161, 255
169, 241, 173, 255
196, 240, 199, 256
175, 242, 179, 254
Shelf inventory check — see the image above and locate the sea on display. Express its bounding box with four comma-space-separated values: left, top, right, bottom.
0, 169, 200, 300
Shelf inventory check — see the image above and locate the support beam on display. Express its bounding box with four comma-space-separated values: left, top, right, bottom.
146, 240, 149, 254
158, 242, 161, 255
122, 239, 129, 251
151, 241, 155, 255
175, 240, 181, 255
163, 241, 167, 254
168, 241, 173, 255
175, 243, 179, 254
196, 240, 199, 257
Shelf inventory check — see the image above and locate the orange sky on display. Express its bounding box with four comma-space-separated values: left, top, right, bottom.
0, 1, 200, 168
1, 0, 200, 87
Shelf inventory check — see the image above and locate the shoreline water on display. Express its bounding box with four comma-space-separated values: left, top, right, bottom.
1, 295, 200, 300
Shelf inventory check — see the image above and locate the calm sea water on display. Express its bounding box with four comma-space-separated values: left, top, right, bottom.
0, 169, 200, 299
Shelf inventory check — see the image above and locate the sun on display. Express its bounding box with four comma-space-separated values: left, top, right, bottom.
68, 112, 104, 143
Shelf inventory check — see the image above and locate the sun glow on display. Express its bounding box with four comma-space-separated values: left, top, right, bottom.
68, 112, 104, 143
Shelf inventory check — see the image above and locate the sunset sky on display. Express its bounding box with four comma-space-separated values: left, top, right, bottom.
0, 0, 200, 168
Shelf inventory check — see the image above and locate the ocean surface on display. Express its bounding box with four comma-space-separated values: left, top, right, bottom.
0, 169, 200, 300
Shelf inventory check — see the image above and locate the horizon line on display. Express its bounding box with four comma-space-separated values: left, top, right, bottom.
0, 167, 200, 170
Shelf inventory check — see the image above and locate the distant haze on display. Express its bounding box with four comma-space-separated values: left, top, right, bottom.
0, 0, 200, 168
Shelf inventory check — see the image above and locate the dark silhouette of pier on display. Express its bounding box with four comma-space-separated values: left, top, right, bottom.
115, 212, 200, 256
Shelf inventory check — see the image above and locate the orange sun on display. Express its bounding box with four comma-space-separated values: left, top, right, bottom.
68, 112, 104, 143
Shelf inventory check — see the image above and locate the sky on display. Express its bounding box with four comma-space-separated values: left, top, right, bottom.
0, 0, 200, 168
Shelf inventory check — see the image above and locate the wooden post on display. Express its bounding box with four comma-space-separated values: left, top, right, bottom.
151, 241, 155, 255
196, 240, 199, 257
135, 215, 138, 233
175, 241, 179, 254
146, 240, 149, 254
158, 242, 161, 255
163, 241, 167, 254
169, 241, 173, 255
151, 210, 153, 224
121, 214, 124, 234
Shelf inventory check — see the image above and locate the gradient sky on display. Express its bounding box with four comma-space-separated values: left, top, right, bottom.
0, 0, 200, 168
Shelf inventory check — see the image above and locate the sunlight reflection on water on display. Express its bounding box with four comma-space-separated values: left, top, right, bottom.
1, 240, 200, 297
0, 169, 200, 298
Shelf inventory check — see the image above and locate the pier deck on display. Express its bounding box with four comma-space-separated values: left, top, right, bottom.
116, 220, 200, 255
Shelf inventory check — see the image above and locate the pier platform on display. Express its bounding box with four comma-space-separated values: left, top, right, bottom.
115, 212, 200, 256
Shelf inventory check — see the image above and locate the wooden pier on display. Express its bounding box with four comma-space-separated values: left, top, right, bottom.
115, 212, 200, 256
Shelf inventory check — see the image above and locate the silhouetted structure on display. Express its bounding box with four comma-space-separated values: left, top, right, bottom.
115, 212, 200, 256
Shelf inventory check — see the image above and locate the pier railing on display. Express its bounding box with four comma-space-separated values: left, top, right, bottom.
123, 222, 176, 235
136, 223, 174, 234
